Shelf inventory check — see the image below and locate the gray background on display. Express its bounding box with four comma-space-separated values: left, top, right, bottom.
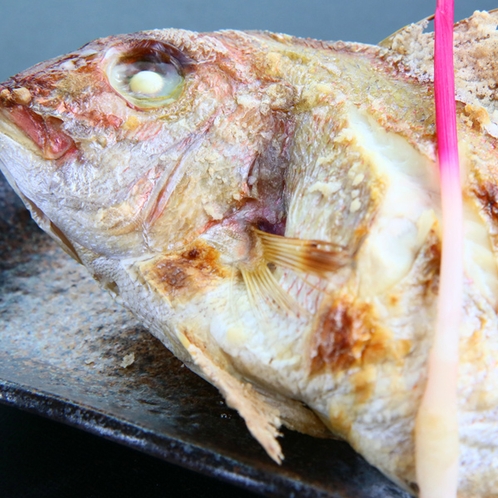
0, 0, 496, 81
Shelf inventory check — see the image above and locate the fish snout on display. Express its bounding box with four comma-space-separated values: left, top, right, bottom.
0, 83, 76, 161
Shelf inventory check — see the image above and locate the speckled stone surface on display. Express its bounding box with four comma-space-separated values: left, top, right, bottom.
0, 172, 410, 498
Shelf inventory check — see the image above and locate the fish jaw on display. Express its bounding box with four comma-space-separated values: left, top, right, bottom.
0, 98, 76, 161
0, 80, 79, 222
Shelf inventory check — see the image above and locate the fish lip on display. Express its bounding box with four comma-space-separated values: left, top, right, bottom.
0, 105, 43, 158
3, 107, 76, 161
0, 87, 76, 161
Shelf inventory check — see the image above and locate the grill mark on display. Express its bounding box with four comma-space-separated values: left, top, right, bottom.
139, 241, 228, 302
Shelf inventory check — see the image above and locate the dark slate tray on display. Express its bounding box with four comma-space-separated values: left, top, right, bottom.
0, 172, 410, 498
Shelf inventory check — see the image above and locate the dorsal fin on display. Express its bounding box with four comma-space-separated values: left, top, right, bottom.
378, 14, 434, 49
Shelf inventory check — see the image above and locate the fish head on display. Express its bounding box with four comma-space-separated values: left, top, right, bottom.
0, 30, 294, 262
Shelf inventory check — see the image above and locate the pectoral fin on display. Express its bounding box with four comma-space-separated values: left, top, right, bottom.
238, 229, 350, 314
255, 228, 349, 276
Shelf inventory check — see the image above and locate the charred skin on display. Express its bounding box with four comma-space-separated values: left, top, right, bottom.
2, 12, 498, 497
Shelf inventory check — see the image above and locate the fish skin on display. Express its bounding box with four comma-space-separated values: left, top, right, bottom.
2, 11, 498, 496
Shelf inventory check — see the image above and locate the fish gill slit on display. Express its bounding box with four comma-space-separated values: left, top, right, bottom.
142, 132, 208, 234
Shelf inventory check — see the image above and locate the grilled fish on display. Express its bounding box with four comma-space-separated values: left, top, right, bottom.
1, 10, 498, 496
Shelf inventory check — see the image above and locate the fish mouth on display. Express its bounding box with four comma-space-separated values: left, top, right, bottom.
0, 88, 76, 161
0, 118, 83, 265
0, 108, 43, 158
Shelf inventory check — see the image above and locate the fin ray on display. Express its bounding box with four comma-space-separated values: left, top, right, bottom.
238, 229, 349, 317
255, 228, 349, 276
185, 341, 283, 463
241, 264, 297, 315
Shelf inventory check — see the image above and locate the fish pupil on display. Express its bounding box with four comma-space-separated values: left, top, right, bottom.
106, 40, 185, 108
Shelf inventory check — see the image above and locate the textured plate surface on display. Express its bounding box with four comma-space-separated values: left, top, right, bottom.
0, 172, 410, 497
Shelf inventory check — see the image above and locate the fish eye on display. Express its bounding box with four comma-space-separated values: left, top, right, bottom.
106, 41, 185, 109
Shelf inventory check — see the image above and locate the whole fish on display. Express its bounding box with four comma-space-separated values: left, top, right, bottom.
1, 10, 498, 496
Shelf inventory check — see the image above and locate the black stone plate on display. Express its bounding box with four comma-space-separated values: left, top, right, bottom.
0, 172, 410, 498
